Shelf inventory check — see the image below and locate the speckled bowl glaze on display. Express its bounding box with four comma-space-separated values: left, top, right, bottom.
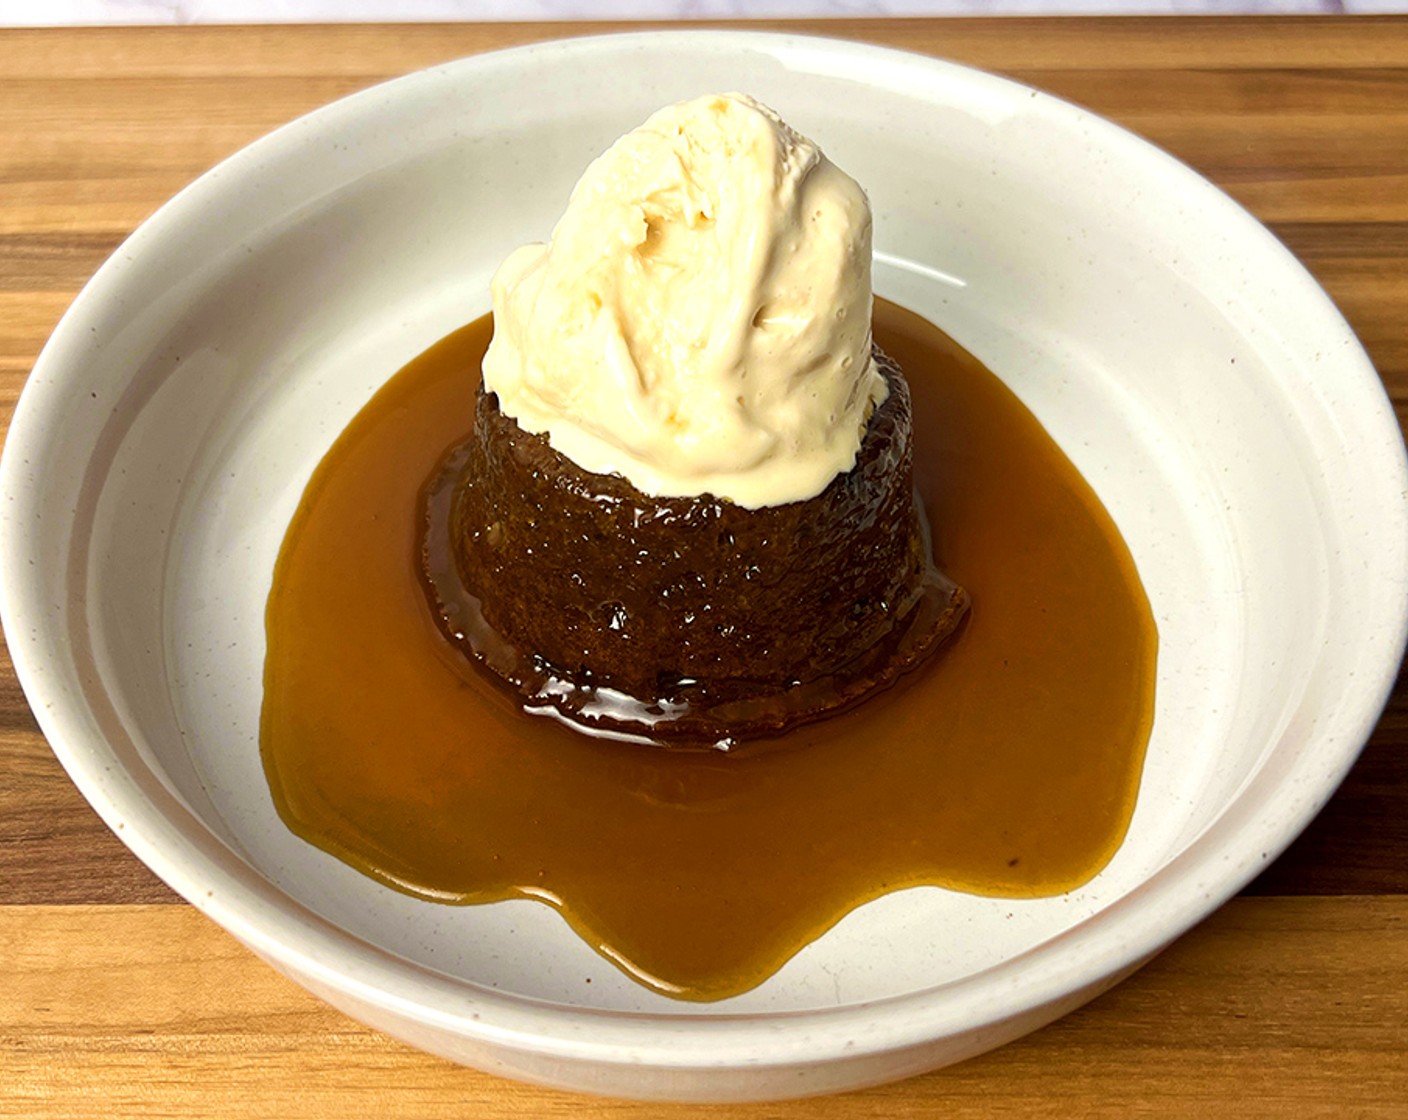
2, 33, 1404, 1103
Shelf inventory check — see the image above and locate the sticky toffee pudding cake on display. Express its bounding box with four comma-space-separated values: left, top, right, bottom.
417, 93, 967, 746
421, 346, 967, 747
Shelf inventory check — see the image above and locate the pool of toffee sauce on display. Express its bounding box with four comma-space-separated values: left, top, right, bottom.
261, 298, 1158, 1001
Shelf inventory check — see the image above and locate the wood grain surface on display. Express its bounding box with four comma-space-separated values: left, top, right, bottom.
1, 16, 1405, 1117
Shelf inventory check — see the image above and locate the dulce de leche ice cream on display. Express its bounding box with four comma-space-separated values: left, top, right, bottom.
481, 92, 887, 508
421, 94, 967, 746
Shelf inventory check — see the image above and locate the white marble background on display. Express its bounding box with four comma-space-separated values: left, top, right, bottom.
5, 0, 1404, 24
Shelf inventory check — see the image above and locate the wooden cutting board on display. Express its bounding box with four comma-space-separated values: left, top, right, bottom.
1, 17, 1405, 1118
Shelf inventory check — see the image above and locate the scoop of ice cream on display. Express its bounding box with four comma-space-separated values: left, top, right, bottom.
481, 92, 887, 509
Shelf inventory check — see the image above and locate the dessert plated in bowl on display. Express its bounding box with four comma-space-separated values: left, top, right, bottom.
1, 33, 1404, 1102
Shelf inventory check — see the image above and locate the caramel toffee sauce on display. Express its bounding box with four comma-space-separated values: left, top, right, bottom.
261, 300, 1158, 1001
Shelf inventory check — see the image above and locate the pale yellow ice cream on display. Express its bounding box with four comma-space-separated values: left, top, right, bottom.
481, 92, 886, 509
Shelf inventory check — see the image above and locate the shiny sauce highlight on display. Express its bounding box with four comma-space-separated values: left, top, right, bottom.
260, 299, 1158, 1000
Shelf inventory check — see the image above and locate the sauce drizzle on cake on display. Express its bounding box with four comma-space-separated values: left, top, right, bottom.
260, 300, 1158, 1001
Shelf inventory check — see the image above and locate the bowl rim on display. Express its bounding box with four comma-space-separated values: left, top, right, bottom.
3, 28, 1406, 1069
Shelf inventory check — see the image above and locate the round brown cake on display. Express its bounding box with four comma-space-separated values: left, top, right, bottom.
419, 345, 967, 748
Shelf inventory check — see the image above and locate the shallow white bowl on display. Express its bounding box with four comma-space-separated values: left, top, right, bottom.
2, 32, 1405, 1103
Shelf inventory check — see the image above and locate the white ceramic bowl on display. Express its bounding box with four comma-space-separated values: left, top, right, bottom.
2, 32, 1404, 1103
